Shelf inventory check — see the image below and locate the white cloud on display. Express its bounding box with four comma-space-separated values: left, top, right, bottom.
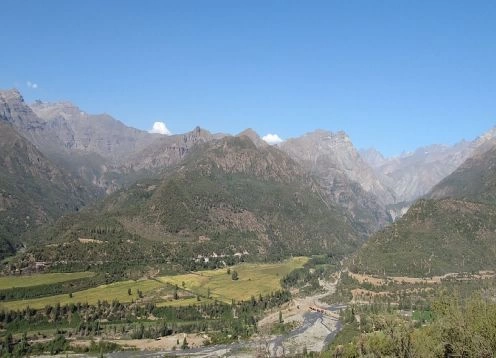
149, 121, 172, 135
27, 81, 38, 89
262, 133, 284, 145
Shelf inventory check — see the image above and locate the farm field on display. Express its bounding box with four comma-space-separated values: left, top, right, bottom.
158, 256, 308, 302
0, 271, 95, 290
0, 279, 164, 311
0, 257, 307, 311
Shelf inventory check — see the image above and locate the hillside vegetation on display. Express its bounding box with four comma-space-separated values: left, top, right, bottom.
13, 136, 360, 273
351, 144, 496, 277
0, 121, 96, 259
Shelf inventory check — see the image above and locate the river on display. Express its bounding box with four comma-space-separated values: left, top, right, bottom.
108, 279, 345, 357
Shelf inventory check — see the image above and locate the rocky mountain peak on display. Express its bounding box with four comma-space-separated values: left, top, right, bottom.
30, 100, 87, 121
0, 88, 47, 133
184, 126, 210, 142
359, 148, 387, 168
280, 129, 396, 205
0, 88, 23, 103
236, 128, 268, 148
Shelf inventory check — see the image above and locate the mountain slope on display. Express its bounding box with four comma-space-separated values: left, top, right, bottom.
351, 144, 496, 277
280, 130, 393, 235
123, 126, 220, 171
428, 144, 496, 205
1, 89, 218, 194
350, 199, 496, 276
18, 136, 361, 270
30, 100, 158, 164
280, 130, 395, 204
0, 121, 95, 259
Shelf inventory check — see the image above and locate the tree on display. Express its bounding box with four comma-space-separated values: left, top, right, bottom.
181, 337, 189, 349
231, 270, 239, 280
3, 333, 13, 354
128, 288, 132, 296
279, 310, 283, 323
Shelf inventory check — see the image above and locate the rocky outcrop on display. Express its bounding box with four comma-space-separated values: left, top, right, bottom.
30, 100, 158, 163
124, 126, 220, 171
279, 130, 393, 234
280, 130, 396, 204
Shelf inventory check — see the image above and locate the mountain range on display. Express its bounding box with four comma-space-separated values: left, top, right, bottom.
351, 143, 496, 276
1, 87, 495, 275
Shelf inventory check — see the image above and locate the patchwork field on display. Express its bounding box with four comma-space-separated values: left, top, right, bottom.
158, 256, 308, 302
0, 257, 307, 311
0, 279, 164, 311
0, 271, 95, 290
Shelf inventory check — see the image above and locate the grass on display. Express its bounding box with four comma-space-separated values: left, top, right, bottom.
0, 271, 95, 290
1, 257, 308, 311
0, 279, 164, 311
158, 257, 308, 303
413, 310, 434, 322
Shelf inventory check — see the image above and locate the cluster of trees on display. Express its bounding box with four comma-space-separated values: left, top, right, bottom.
0, 289, 293, 354
282, 254, 337, 294
0, 274, 112, 301
1, 333, 68, 357
0, 333, 120, 357
327, 294, 496, 357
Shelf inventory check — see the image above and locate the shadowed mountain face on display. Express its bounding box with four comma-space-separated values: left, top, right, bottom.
19, 136, 362, 268
352, 143, 496, 277
0, 121, 96, 259
428, 144, 496, 205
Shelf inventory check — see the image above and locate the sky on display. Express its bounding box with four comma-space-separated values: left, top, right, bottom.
1, 1, 495, 156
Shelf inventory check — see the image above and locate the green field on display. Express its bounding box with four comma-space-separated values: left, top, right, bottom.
0, 257, 307, 311
158, 256, 308, 302
0, 279, 164, 311
0, 271, 95, 290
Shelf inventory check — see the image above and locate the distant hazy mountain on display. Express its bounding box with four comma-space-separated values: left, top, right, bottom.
351, 143, 496, 277
279, 130, 394, 234
361, 129, 496, 204
359, 148, 387, 168
281, 130, 396, 204
0, 120, 96, 259
30, 100, 158, 164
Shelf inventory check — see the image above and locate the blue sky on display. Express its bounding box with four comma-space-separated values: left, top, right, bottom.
1, 1, 495, 156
